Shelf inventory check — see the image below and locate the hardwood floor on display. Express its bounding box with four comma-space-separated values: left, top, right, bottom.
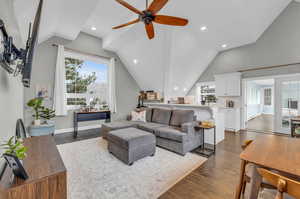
246, 114, 274, 132
159, 130, 270, 199
54, 128, 102, 145
55, 129, 276, 199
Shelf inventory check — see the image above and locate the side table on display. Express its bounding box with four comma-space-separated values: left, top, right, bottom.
194, 125, 216, 157
291, 116, 300, 137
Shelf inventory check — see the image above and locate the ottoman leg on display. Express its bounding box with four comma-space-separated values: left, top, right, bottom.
129, 162, 134, 166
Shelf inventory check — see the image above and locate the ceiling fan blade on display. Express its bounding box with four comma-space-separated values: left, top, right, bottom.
115, 0, 143, 15
145, 22, 155, 40
154, 15, 188, 26
148, 0, 168, 14
112, 19, 140, 29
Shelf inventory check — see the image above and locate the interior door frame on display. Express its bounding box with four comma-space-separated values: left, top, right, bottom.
241, 73, 300, 132
274, 75, 300, 134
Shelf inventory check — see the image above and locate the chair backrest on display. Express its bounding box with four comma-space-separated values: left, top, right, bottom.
15, 119, 27, 139
257, 168, 300, 199
241, 140, 253, 150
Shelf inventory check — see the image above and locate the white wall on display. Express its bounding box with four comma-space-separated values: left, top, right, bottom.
246, 82, 262, 120
0, 0, 24, 170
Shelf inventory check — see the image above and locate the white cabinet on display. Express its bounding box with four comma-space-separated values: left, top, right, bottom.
215, 72, 241, 96
223, 108, 241, 132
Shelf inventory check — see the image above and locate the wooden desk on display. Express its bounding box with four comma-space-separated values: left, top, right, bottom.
0, 136, 67, 199
237, 135, 300, 199
74, 110, 111, 138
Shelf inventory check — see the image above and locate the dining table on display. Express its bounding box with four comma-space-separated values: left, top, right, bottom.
236, 134, 300, 199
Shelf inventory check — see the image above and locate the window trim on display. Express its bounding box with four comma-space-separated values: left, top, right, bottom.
263, 87, 272, 106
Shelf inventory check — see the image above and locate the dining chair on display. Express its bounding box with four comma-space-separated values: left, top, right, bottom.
257, 168, 300, 199
236, 140, 275, 198
240, 140, 253, 195
15, 119, 28, 139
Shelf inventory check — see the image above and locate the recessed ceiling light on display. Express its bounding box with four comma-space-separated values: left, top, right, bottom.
183, 88, 187, 92
91, 26, 97, 31
174, 86, 179, 91
222, 44, 227, 48
133, 59, 138, 64
200, 26, 207, 32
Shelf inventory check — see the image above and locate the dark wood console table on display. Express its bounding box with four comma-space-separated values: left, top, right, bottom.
0, 136, 67, 199
74, 110, 111, 138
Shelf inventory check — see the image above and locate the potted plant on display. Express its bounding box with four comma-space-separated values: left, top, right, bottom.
27, 97, 44, 126
40, 107, 56, 125
1, 136, 27, 161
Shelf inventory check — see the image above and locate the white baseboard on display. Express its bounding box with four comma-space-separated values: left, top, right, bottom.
55, 124, 102, 135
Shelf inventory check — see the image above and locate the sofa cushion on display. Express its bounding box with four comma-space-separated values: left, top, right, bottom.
102, 121, 143, 131
155, 127, 188, 142
170, 110, 194, 127
131, 110, 146, 122
107, 127, 155, 150
137, 122, 167, 133
151, 108, 172, 125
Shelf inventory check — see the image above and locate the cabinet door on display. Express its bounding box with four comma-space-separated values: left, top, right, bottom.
225, 109, 239, 131
226, 75, 241, 96
215, 76, 227, 96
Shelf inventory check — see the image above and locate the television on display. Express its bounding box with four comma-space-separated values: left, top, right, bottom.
0, 0, 43, 88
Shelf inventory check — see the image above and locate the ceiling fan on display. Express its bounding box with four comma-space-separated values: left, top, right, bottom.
112, 0, 188, 40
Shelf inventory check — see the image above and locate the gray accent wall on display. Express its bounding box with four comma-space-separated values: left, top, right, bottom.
192, 1, 300, 87
24, 32, 140, 130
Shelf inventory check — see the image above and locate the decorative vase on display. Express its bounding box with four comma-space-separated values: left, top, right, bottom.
34, 119, 41, 126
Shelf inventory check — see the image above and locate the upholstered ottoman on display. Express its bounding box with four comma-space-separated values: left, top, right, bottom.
101, 121, 139, 139
106, 128, 156, 165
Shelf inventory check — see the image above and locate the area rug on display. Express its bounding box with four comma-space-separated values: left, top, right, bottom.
57, 138, 207, 199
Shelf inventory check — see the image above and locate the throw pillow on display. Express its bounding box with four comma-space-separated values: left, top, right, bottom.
131, 110, 146, 122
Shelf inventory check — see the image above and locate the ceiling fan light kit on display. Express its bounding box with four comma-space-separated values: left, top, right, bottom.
113, 0, 189, 40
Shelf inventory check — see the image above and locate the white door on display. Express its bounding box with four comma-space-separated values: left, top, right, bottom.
275, 76, 300, 134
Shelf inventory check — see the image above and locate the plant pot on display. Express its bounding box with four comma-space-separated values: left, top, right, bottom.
33, 120, 41, 126
46, 120, 55, 125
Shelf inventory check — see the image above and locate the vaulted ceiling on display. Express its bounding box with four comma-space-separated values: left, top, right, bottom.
11, 0, 291, 98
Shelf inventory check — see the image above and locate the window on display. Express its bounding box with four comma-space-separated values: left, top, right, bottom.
264, 88, 272, 106
64, 50, 109, 110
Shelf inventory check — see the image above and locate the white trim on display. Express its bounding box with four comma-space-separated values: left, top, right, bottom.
242, 73, 300, 81
55, 124, 102, 134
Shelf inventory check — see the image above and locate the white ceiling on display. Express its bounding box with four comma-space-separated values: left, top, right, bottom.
10, 0, 291, 98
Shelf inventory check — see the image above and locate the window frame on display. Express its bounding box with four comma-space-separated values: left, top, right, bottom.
64, 50, 110, 110
264, 87, 272, 106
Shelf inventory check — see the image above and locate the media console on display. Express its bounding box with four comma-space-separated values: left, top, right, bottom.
0, 136, 67, 199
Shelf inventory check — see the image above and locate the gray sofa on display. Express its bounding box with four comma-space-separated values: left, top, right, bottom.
101, 108, 203, 155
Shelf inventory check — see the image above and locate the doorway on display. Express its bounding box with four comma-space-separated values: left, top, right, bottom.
244, 79, 275, 133
275, 76, 300, 134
